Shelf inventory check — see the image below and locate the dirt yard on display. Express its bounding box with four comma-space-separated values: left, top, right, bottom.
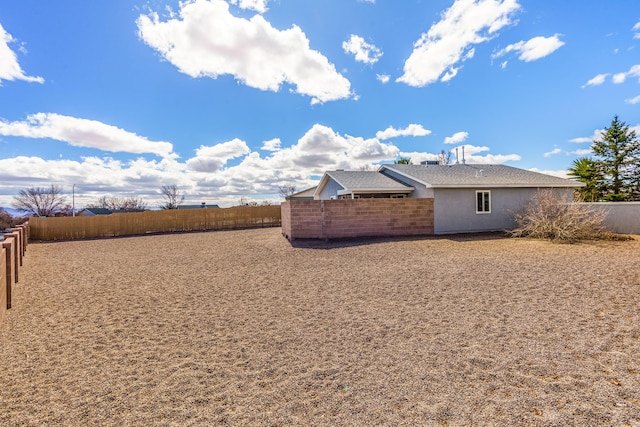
1, 228, 639, 426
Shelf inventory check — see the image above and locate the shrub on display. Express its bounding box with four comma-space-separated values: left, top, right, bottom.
509, 189, 608, 242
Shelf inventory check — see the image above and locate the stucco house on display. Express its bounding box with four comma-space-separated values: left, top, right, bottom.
282, 163, 584, 239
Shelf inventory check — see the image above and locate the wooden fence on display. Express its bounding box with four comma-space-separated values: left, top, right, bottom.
1, 224, 28, 327
29, 206, 281, 241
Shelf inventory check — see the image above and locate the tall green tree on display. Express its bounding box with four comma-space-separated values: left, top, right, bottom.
567, 157, 603, 201
394, 156, 412, 164
591, 115, 640, 201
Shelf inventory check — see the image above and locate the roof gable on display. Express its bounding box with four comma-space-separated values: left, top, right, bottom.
314, 170, 414, 197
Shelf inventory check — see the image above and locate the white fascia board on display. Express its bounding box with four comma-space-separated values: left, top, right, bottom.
430, 183, 585, 188
312, 173, 332, 198
379, 165, 431, 187
336, 187, 415, 196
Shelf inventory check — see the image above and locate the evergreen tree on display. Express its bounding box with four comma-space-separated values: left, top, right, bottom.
591, 115, 640, 201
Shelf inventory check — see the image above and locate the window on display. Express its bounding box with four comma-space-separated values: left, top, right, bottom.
476, 191, 491, 213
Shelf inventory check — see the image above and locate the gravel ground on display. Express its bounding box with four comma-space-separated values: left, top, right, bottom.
1, 228, 639, 426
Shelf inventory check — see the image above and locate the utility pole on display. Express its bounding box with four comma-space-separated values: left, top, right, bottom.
72, 184, 76, 217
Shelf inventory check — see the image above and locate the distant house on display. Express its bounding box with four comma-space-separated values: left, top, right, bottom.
177, 203, 220, 209
77, 208, 112, 216
286, 187, 317, 200
283, 163, 584, 238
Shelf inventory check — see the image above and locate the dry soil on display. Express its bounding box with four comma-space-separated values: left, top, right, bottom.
1, 228, 639, 426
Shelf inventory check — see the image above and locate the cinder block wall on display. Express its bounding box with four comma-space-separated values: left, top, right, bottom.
281, 200, 324, 239
281, 198, 434, 240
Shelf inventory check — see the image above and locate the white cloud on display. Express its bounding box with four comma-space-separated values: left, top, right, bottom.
612, 64, 640, 84
633, 21, 640, 39
342, 34, 383, 64
400, 144, 520, 165
0, 23, 44, 85
570, 124, 640, 145
186, 138, 251, 172
228, 0, 268, 13
454, 144, 521, 163
261, 138, 281, 151
570, 127, 607, 144
492, 34, 564, 62
0, 113, 175, 158
569, 137, 592, 143
625, 94, 640, 104
543, 147, 562, 158
0, 123, 405, 207
397, 0, 520, 87
376, 74, 390, 84
527, 168, 569, 179
571, 149, 592, 156
376, 124, 431, 140
444, 131, 468, 144
358, 0, 375, 3
137, 0, 351, 104
581, 73, 609, 88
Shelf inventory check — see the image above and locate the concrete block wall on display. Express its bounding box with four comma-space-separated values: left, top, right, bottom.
281, 198, 434, 240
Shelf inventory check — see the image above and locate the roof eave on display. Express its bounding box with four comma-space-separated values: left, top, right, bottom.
430, 183, 585, 188
336, 187, 415, 195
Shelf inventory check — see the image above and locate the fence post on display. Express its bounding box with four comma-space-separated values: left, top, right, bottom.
2, 236, 15, 308
1, 247, 6, 322
4, 232, 20, 283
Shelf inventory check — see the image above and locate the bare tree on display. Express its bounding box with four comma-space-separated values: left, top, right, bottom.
0, 208, 16, 229
87, 196, 146, 212
238, 197, 258, 207
12, 185, 68, 217
358, 164, 376, 171
278, 183, 297, 199
160, 185, 185, 210
437, 149, 452, 165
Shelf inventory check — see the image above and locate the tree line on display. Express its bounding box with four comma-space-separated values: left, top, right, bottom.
8, 183, 294, 217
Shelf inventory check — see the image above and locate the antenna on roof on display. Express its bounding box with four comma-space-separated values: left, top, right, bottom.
462, 146, 466, 165
455, 147, 459, 164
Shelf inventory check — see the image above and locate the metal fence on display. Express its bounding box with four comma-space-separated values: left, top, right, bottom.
29, 206, 282, 241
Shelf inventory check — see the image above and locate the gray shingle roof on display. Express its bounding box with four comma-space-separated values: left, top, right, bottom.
326, 170, 413, 191
381, 164, 584, 188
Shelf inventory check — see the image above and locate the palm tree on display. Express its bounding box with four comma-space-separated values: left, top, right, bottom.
568, 157, 603, 201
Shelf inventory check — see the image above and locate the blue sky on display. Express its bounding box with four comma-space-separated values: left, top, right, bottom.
1, 0, 639, 208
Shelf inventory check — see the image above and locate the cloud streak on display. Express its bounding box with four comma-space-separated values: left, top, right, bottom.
376, 124, 431, 140
492, 34, 564, 62
0, 113, 175, 158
